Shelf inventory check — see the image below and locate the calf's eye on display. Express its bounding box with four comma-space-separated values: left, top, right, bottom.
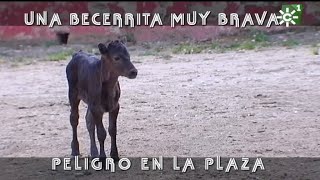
114, 57, 120, 61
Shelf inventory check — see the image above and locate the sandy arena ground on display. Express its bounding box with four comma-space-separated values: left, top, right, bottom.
0, 44, 319, 159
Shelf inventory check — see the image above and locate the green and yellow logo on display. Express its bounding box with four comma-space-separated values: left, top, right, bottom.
278, 4, 303, 27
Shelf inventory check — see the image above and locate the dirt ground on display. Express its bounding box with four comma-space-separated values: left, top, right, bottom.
1, 31, 320, 179
0, 42, 319, 159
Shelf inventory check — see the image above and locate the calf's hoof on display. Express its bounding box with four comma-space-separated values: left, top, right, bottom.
71, 151, 80, 156
111, 156, 120, 162
90, 147, 99, 158
71, 142, 80, 156
100, 151, 107, 158
71, 148, 80, 156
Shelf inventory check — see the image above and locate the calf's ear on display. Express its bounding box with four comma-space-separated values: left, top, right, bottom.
98, 43, 108, 54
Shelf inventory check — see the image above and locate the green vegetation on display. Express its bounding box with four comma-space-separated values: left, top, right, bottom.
47, 50, 73, 61
43, 40, 59, 47
125, 33, 137, 44
171, 30, 273, 54
138, 50, 157, 56
154, 46, 164, 53
172, 43, 207, 54
239, 41, 255, 50
173, 41, 263, 54
169, 28, 312, 55
222, 41, 257, 51
282, 39, 299, 48
131, 60, 142, 64
9, 57, 35, 67
252, 30, 269, 43
311, 44, 319, 55
312, 48, 319, 55
161, 54, 173, 60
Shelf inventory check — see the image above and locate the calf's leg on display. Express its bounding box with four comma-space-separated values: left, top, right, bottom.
96, 116, 107, 158
69, 88, 80, 156
85, 107, 100, 158
109, 104, 120, 161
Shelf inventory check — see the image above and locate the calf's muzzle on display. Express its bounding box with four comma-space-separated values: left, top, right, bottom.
128, 68, 138, 79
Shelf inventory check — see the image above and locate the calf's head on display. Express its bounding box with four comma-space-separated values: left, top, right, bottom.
98, 40, 137, 79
